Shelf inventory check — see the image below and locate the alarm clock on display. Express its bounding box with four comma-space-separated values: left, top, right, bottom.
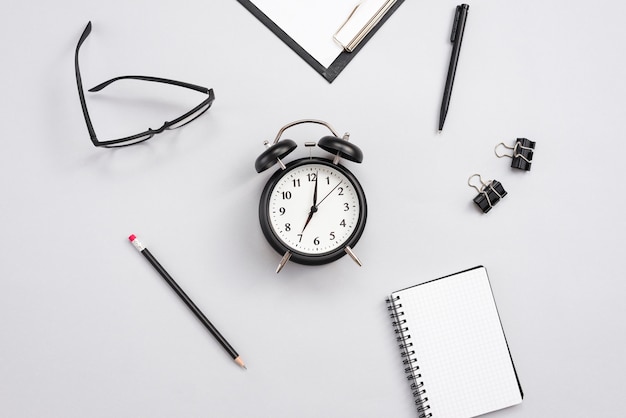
255, 119, 367, 273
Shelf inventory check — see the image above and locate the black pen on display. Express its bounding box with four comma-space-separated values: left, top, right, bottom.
129, 234, 247, 369
439, 4, 469, 132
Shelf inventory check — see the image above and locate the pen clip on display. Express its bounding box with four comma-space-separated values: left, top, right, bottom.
450, 5, 461, 42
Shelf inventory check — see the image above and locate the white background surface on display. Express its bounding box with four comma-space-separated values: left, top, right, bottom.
1, 1, 625, 417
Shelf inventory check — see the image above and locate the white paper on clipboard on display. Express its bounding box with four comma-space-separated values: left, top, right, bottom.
249, 0, 395, 67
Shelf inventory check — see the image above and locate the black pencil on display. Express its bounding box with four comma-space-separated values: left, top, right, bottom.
129, 234, 246, 369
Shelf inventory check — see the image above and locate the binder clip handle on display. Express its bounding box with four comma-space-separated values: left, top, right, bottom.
467, 173, 488, 194
494, 142, 514, 159
495, 138, 535, 171
494, 142, 531, 163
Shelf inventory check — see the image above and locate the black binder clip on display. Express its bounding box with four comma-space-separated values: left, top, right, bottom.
495, 138, 535, 171
468, 174, 507, 213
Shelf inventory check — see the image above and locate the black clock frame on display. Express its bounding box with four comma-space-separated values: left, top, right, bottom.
258, 157, 367, 265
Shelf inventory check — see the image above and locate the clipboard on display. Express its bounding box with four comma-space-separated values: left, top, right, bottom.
236, 0, 405, 83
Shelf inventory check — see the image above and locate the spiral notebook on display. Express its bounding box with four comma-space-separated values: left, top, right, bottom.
387, 266, 523, 418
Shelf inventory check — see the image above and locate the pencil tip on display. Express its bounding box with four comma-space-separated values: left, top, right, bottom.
234, 356, 246, 369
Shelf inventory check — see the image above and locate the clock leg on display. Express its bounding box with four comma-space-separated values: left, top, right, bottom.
345, 246, 362, 267
276, 251, 292, 273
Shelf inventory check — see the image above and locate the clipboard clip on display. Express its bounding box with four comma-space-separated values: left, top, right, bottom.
333, 1, 397, 52
334, 2, 366, 52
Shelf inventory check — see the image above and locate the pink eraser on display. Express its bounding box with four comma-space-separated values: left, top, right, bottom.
129, 234, 136, 242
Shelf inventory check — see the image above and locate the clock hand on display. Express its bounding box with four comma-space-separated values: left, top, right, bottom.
302, 176, 342, 233
301, 205, 318, 233
315, 180, 343, 208
301, 171, 320, 234
312, 171, 318, 207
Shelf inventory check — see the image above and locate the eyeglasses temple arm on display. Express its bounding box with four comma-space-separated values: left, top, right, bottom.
89, 76, 210, 94
75, 21, 98, 143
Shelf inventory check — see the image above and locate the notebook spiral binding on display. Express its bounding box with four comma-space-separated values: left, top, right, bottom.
387, 295, 433, 418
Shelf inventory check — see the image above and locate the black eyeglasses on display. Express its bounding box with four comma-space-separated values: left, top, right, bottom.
75, 22, 215, 148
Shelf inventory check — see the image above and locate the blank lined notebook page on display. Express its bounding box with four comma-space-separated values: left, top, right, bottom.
390, 267, 522, 418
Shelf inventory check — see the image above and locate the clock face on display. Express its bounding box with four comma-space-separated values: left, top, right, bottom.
259, 158, 367, 265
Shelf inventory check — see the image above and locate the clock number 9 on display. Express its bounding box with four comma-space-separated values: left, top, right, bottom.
279, 207, 286, 215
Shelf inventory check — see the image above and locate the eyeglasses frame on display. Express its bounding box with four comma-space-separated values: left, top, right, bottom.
75, 21, 215, 148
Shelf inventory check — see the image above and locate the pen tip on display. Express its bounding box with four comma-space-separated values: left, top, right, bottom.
129, 234, 136, 242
